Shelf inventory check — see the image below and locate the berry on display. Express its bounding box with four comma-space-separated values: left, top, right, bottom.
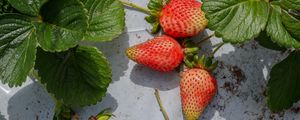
180, 68, 217, 120
126, 35, 183, 72
160, 0, 208, 37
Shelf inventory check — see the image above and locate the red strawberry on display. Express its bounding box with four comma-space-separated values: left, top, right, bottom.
120, 0, 207, 37
159, 0, 208, 37
180, 68, 217, 120
126, 35, 184, 72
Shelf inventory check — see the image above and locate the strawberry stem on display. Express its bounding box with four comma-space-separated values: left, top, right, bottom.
154, 89, 170, 120
197, 33, 215, 45
184, 47, 199, 54
211, 42, 225, 57
119, 0, 152, 15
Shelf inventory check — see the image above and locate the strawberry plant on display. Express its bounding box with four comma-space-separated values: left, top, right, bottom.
202, 0, 300, 112
0, 0, 125, 119
121, 0, 300, 118
1, 0, 300, 119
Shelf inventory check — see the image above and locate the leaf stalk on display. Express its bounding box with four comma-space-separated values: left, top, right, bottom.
197, 33, 215, 45
154, 89, 170, 120
119, 0, 152, 14
211, 42, 225, 57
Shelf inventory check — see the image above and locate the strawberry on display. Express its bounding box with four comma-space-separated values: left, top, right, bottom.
121, 0, 208, 37
180, 68, 217, 120
126, 35, 184, 72
159, 0, 208, 37
180, 53, 219, 120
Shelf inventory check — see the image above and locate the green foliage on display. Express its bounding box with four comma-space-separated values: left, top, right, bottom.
266, 4, 300, 48
0, 0, 15, 14
0, 14, 37, 87
0, 0, 125, 110
281, 0, 300, 10
255, 31, 286, 51
8, 0, 47, 16
35, 46, 112, 106
37, 0, 88, 52
202, 0, 300, 48
202, 0, 269, 43
289, 10, 300, 20
202, 0, 300, 111
267, 51, 300, 112
82, 0, 125, 41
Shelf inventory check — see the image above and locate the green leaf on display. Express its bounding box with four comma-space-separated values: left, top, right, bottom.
267, 51, 300, 112
266, 5, 300, 48
34, 23, 84, 52
255, 31, 286, 51
82, 0, 125, 42
0, 0, 15, 14
288, 10, 300, 20
7, 0, 47, 16
37, 0, 88, 52
35, 46, 112, 106
281, 0, 300, 10
0, 14, 37, 87
202, 0, 269, 43
282, 10, 300, 40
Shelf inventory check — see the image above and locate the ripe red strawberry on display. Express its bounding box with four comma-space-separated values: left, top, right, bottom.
121, 0, 207, 36
126, 35, 183, 72
159, 0, 208, 37
180, 68, 217, 120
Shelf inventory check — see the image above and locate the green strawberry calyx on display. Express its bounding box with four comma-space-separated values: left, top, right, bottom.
145, 0, 166, 33
184, 54, 218, 72
196, 55, 218, 71
182, 40, 219, 72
